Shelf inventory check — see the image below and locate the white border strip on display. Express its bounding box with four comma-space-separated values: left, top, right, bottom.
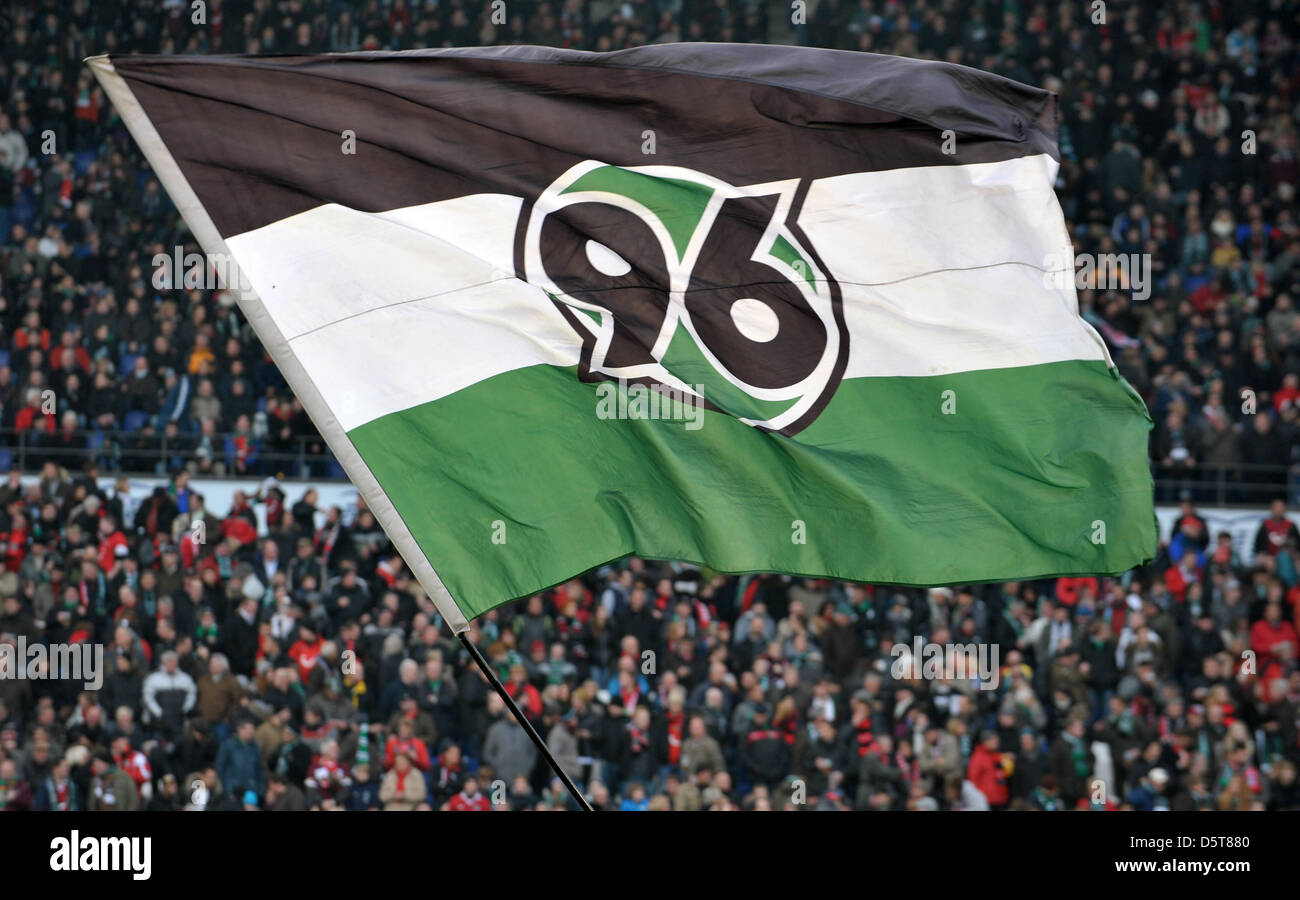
87, 55, 470, 633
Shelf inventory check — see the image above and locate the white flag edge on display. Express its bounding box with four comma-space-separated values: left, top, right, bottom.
86, 55, 471, 634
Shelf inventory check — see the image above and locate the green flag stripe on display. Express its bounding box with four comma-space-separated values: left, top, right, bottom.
348, 359, 1155, 618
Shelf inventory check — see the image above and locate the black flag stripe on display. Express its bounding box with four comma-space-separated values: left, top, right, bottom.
106, 43, 1057, 238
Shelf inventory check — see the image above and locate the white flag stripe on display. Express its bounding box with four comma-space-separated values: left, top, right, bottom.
838, 267, 1106, 378
288, 281, 582, 432
801, 154, 1069, 285
215, 152, 1102, 431
225, 196, 583, 432
226, 194, 527, 339
801, 154, 1108, 376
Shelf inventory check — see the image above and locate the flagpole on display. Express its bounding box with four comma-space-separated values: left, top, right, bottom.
457, 633, 594, 811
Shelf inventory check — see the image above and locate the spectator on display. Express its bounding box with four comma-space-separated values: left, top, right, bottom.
141, 649, 197, 739
378, 747, 426, 810
483, 704, 538, 787
88, 749, 138, 811
215, 716, 266, 805
966, 730, 1010, 810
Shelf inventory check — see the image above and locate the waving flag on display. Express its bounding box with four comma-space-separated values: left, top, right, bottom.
89, 44, 1156, 631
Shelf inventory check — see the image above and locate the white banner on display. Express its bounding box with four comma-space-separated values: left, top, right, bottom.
22, 474, 360, 538
1155, 505, 1300, 565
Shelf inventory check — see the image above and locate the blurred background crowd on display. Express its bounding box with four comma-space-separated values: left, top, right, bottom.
2, 0, 1299, 498
0, 0, 1297, 811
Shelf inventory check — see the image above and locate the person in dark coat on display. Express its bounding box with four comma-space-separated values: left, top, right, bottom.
741, 704, 790, 791
215, 717, 266, 804
223, 594, 261, 678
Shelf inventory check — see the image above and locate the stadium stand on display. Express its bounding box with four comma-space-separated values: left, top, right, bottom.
0, 0, 1297, 810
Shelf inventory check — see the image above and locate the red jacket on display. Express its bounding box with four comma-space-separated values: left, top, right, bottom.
1275, 386, 1300, 413
115, 749, 152, 787
384, 735, 431, 772
447, 790, 491, 811
14, 405, 55, 434
288, 636, 323, 684
220, 515, 257, 546
1055, 577, 1099, 607
179, 529, 200, 568
1164, 564, 1200, 604
967, 744, 1009, 806
97, 531, 128, 572
1250, 619, 1298, 672
1, 526, 27, 572
505, 679, 543, 720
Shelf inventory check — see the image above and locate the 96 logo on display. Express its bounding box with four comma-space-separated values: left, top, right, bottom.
520, 161, 848, 435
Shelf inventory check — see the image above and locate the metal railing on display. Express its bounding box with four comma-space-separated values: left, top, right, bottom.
0, 427, 1294, 502
1150, 462, 1297, 506
0, 427, 339, 479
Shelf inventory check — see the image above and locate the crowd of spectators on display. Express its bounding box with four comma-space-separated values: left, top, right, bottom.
0, 0, 1297, 811
1, 0, 1299, 496
0, 0, 1289, 496
0, 467, 1298, 812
